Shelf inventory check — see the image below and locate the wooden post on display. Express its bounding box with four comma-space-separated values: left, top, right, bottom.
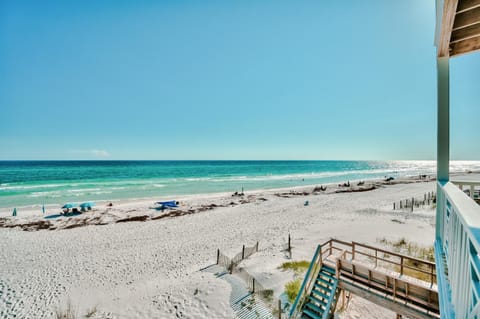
242, 245, 245, 259
216, 249, 220, 264
430, 264, 434, 287
252, 278, 255, 293
393, 279, 397, 301
352, 242, 356, 260
393, 202, 395, 210
336, 257, 341, 279
375, 250, 378, 268
256, 241, 259, 252
400, 257, 404, 276
329, 240, 333, 255
278, 299, 282, 319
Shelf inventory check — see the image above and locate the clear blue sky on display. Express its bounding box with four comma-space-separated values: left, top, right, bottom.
1, 0, 479, 160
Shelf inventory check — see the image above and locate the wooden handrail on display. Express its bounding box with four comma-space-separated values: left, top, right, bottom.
319, 238, 436, 286
338, 258, 439, 314
352, 241, 436, 267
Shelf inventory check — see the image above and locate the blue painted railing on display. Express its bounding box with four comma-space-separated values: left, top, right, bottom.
321, 278, 338, 319
437, 181, 480, 318
289, 244, 322, 319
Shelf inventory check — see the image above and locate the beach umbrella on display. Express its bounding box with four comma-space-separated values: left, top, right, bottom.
12, 208, 17, 217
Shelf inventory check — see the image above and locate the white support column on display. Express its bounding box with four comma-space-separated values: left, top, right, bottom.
436, 56, 450, 240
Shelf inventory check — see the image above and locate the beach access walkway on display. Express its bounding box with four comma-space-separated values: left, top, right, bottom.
290, 239, 439, 319
202, 264, 274, 319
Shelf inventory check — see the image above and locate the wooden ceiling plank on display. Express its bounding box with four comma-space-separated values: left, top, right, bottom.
453, 6, 480, 30
457, 0, 480, 13
451, 23, 480, 42
438, 0, 460, 57
450, 35, 480, 56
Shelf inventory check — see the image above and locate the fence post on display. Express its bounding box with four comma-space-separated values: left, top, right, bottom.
252, 278, 255, 293
256, 241, 259, 252
242, 245, 245, 260
393, 202, 395, 210
216, 249, 220, 264
288, 234, 291, 251
278, 299, 282, 319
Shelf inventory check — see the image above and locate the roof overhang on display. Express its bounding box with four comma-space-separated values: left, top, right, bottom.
435, 0, 480, 57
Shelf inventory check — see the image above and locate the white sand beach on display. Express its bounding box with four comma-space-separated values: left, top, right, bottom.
0, 175, 446, 318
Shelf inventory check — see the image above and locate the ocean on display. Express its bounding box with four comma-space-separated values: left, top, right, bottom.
1, 160, 479, 209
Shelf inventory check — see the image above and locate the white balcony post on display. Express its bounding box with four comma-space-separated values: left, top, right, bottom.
436, 56, 450, 240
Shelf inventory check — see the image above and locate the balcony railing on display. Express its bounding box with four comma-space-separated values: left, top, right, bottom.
436, 181, 480, 318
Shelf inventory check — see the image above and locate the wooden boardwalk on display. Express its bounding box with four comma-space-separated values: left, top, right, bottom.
291, 239, 440, 319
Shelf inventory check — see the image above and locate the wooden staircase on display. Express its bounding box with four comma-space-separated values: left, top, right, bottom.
290, 239, 440, 319
301, 265, 339, 319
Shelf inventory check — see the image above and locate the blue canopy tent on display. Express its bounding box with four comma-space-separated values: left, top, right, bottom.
79, 202, 95, 212
62, 203, 78, 209
62, 203, 78, 213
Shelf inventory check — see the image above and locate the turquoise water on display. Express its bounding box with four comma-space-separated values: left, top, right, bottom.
1, 160, 479, 208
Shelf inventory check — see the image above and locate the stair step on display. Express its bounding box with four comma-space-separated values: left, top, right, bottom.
322, 265, 336, 275
316, 276, 335, 286
319, 270, 336, 280
311, 289, 330, 301
305, 302, 324, 315
319, 272, 338, 281
302, 308, 322, 319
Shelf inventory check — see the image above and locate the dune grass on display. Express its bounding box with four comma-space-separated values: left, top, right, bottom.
285, 278, 302, 303
377, 237, 435, 283
279, 260, 310, 275
55, 300, 76, 319
281, 260, 310, 304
